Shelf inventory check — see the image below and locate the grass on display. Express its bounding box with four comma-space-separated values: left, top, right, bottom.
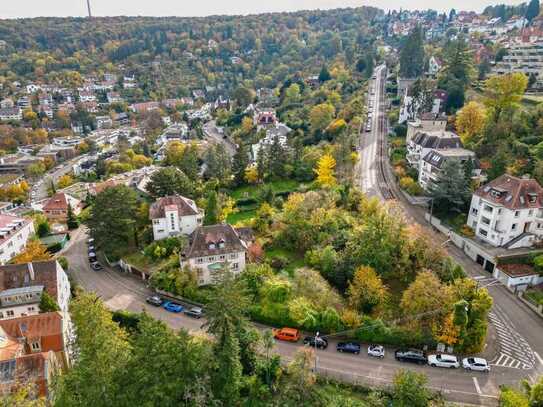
264, 247, 306, 275
229, 179, 301, 201
525, 290, 543, 306
123, 251, 170, 273
227, 209, 256, 225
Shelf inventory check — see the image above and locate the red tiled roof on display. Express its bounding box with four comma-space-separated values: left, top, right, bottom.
149, 195, 199, 219
42, 192, 69, 211
474, 174, 543, 210
0, 312, 63, 346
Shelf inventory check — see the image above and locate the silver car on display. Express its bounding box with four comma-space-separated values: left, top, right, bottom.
368, 344, 385, 358
462, 357, 490, 372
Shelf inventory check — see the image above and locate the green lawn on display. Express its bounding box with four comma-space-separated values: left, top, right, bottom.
229, 179, 301, 201
123, 251, 170, 273
264, 247, 306, 275
227, 209, 256, 225
525, 290, 543, 306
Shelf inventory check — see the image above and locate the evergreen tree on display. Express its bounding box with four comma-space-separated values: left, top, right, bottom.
147, 167, 195, 198
526, 0, 540, 21
268, 135, 287, 179
66, 203, 78, 230
204, 190, 219, 225
318, 65, 331, 82
428, 159, 472, 214
204, 144, 232, 185
399, 26, 425, 78
232, 142, 250, 186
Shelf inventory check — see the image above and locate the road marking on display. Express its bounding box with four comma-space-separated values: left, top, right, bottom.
472, 377, 482, 395
535, 352, 543, 366
496, 354, 505, 365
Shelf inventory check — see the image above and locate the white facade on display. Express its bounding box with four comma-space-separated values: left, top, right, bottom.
428, 56, 441, 77
150, 196, 204, 241
406, 116, 447, 144
418, 149, 477, 190
493, 267, 543, 290
0, 218, 34, 265
494, 41, 543, 88
183, 250, 246, 286
467, 196, 543, 248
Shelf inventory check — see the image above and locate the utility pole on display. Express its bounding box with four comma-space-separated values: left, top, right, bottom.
86, 0, 92, 18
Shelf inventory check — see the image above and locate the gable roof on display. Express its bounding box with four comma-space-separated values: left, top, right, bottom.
149, 195, 199, 219
0, 261, 60, 301
474, 174, 543, 210
182, 224, 247, 259
0, 312, 63, 345
42, 192, 78, 212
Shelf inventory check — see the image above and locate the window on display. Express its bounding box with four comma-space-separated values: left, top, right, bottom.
196, 257, 203, 264
481, 217, 491, 225
529, 209, 534, 216
484, 205, 493, 213
478, 229, 488, 237
229, 253, 238, 260
153, 220, 160, 225
27, 307, 34, 312
471, 208, 478, 216
31, 341, 41, 352
0, 312, 4, 319
6, 311, 14, 317
515, 211, 520, 218
208, 256, 215, 262
219, 255, 225, 260
512, 223, 518, 231
232, 263, 239, 270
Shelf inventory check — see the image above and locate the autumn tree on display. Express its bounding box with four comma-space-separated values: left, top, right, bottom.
57, 174, 74, 189
309, 103, 335, 133
484, 73, 528, 122
455, 101, 487, 146
347, 266, 389, 315
11, 240, 52, 264
314, 154, 337, 187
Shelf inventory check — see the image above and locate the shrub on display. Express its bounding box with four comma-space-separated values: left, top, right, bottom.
534, 255, 543, 273
393, 124, 407, 138
354, 316, 429, 347
112, 310, 141, 332
143, 236, 187, 260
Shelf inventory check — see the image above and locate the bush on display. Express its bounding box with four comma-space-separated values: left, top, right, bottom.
354, 317, 429, 347
270, 255, 290, 270
112, 310, 142, 332
57, 256, 69, 270
393, 124, 407, 138
534, 255, 543, 273
143, 236, 187, 261
399, 177, 423, 196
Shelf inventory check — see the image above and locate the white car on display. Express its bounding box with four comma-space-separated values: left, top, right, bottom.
368, 344, 385, 358
428, 354, 460, 369
462, 357, 490, 372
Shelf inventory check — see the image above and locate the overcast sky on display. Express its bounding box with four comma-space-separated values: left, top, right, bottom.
3, 0, 526, 19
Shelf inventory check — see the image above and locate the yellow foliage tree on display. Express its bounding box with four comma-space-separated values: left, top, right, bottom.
484, 72, 528, 121
347, 266, 389, 315
314, 154, 337, 187
244, 165, 259, 184
57, 174, 74, 189
240, 116, 254, 136
12, 240, 52, 264
435, 313, 460, 346
455, 101, 487, 146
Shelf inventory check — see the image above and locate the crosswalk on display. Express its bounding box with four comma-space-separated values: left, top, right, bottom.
488, 304, 535, 370
473, 275, 501, 288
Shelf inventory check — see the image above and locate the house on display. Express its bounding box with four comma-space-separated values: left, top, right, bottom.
0, 154, 44, 175
17, 97, 30, 109
493, 41, 543, 89
0, 99, 14, 109
0, 214, 34, 265
251, 123, 291, 161
156, 123, 188, 147
467, 174, 543, 249
130, 101, 159, 114
150, 195, 204, 241
78, 90, 96, 103
428, 56, 442, 77
26, 84, 42, 94
406, 130, 463, 168
418, 148, 478, 190
96, 115, 113, 129
42, 192, 82, 224
38, 104, 53, 119
180, 224, 249, 285
254, 108, 277, 128
493, 263, 543, 290
406, 113, 447, 144
0, 260, 71, 317
107, 92, 123, 104
0, 107, 22, 121
0, 312, 70, 398
36, 145, 77, 163
52, 136, 83, 147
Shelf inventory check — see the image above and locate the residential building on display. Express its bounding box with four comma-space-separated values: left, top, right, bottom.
467, 174, 543, 248
251, 123, 291, 161
0, 107, 22, 121
406, 113, 447, 144
106, 92, 123, 104
0, 99, 14, 109
180, 224, 249, 285
78, 90, 96, 102
428, 56, 442, 77
418, 148, 478, 190
150, 195, 204, 241
493, 41, 543, 89
130, 101, 159, 114
42, 192, 82, 224
0, 260, 71, 316
96, 115, 113, 129
17, 97, 30, 109
406, 130, 463, 168
0, 154, 44, 175
36, 145, 76, 163
254, 108, 277, 128
0, 214, 34, 265
156, 123, 189, 146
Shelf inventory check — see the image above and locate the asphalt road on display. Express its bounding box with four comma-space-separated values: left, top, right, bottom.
202, 120, 237, 157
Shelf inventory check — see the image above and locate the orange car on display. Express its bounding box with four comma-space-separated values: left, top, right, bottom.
272, 327, 300, 342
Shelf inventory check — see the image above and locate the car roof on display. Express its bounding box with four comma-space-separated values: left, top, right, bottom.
437, 354, 457, 361
468, 357, 487, 364
280, 328, 299, 334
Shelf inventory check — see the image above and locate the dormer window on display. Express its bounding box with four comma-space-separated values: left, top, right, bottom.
219, 241, 225, 249
209, 243, 216, 250
31, 341, 41, 352
528, 193, 538, 203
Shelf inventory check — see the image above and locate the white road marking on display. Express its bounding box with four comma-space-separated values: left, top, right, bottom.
535, 352, 543, 366
472, 377, 482, 395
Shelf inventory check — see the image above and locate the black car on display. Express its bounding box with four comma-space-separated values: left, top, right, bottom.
336, 341, 361, 354
90, 261, 103, 271
184, 307, 204, 319
303, 336, 328, 349
146, 295, 163, 306
394, 348, 427, 364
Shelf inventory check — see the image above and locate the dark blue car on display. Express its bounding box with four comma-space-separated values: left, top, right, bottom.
336, 342, 361, 354
163, 301, 184, 313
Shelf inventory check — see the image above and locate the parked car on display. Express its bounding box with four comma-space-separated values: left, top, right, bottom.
162, 301, 184, 313
272, 327, 300, 342
87, 238, 94, 245
462, 357, 490, 372
428, 354, 460, 369
303, 335, 328, 349
90, 262, 103, 271
184, 307, 204, 318
88, 253, 97, 262
394, 348, 427, 364
336, 342, 361, 354
88, 245, 95, 252
146, 295, 163, 306
368, 344, 385, 358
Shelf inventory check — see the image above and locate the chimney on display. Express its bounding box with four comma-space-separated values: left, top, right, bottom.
27, 263, 35, 281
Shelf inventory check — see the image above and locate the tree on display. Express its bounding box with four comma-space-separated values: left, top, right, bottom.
233, 86, 254, 107
85, 185, 138, 255
204, 143, 232, 185
232, 143, 250, 186
399, 26, 425, 78
284, 83, 301, 104
400, 270, 453, 336
146, 167, 194, 198
281, 348, 318, 403
244, 165, 259, 184
34, 214, 50, 237
39, 291, 60, 312
314, 154, 336, 187
309, 103, 335, 133
57, 174, 74, 189
392, 370, 431, 407
26, 162, 45, 179
428, 159, 472, 214
204, 190, 219, 225
67, 203, 79, 230
0, 383, 46, 407
165, 141, 199, 180
484, 73, 528, 122
347, 266, 389, 315
455, 101, 487, 146
11, 240, 52, 264
526, 0, 540, 21
54, 293, 131, 406
318, 65, 331, 82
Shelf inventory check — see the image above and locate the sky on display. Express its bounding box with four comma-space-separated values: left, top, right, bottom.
3, 0, 527, 19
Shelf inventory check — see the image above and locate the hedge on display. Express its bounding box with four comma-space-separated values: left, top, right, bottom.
352, 317, 432, 348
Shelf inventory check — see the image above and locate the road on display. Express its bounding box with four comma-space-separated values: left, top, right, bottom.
356, 64, 543, 402
31, 155, 87, 202
202, 120, 237, 157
